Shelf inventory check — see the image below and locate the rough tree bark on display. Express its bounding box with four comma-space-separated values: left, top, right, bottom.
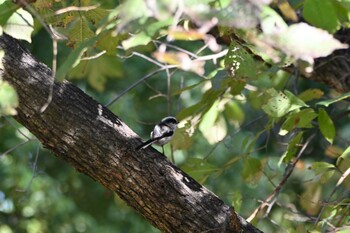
310, 29, 350, 93
0, 34, 263, 232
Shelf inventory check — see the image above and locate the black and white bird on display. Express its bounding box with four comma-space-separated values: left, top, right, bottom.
136, 116, 178, 154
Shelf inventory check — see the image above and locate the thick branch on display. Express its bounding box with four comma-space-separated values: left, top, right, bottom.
0, 34, 262, 233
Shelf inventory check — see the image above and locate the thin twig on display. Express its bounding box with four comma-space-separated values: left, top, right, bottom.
132, 51, 165, 67
315, 166, 350, 225
55, 4, 100, 15
154, 41, 198, 58
204, 114, 266, 161
16, 145, 40, 192
81, 50, 106, 60
193, 49, 228, 63
247, 133, 316, 222
20, 1, 62, 113
0, 139, 34, 157
4, 117, 31, 140
40, 37, 57, 113
105, 65, 178, 106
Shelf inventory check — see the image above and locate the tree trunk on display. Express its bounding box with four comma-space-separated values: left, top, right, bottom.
0, 34, 262, 233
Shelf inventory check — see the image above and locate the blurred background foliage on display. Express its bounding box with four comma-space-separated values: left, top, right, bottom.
1, 0, 350, 232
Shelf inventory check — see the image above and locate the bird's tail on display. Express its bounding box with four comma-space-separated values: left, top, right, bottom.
136, 139, 154, 150
136, 131, 174, 150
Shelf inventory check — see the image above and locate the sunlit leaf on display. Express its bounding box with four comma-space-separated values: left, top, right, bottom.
318, 108, 335, 144
199, 103, 227, 144
265, 23, 348, 63
122, 32, 152, 50
3, 8, 33, 43
262, 89, 307, 118
0, 80, 18, 116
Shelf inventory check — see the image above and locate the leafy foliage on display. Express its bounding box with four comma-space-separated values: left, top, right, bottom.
1, 0, 350, 232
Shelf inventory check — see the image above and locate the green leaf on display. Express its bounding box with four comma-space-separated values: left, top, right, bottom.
279, 108, 317, 135
262, 89, 308, 118
231, 192, 242, 213
0, 0, 18, 26
3, 8, 33, 43
279, 131, 303, 164
0, 80, 18, 116
96, 31, 127, 55
224, 41, 257, 79
260, 6, 288, 35
68, 16, 95, 47
241, 157, 263, 184
332, 0, 350, 23
336, 146, 350, 166
172, 124, 193, 150
117, 0, 149, 24
318, 108, 335, 144
311, 162, 335, 175
303, 0, 339, 33
122, 31, 152, 50
56, 36, 100, 81
224, 101, 245, 125
300, 183, 322, 215
69, 55, 124, 91
311, 162, 336, 184
176, 89, 222, 120
84, 8, 109, 27
245, 131, 264, 154
298, 88, 324, 102
316, 91, 350, 107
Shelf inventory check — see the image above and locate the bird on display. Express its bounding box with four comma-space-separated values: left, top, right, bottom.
136, 116, 178, 154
